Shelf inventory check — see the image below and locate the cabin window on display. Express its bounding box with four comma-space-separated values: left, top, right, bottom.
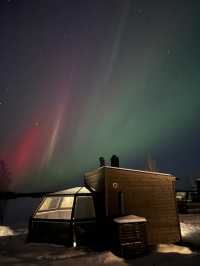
118, 192, 125, 215
38, 197, 61, 211
74, 196, 95, 219
176, 192, 187, 201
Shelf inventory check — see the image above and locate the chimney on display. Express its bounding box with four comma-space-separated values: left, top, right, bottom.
111, 155, 119, 167
99, 157, 105, 167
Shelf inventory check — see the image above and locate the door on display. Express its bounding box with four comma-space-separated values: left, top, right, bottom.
73, 195, 97, 245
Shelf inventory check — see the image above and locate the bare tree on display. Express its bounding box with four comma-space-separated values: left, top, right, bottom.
0, 160, 11, 224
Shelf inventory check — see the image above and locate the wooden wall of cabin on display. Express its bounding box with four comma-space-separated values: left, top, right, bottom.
84, 167, 107, 219
84, 167, 105, 192
104, 168, 180, 245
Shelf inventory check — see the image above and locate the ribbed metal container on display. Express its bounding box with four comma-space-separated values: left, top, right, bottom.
113, 215, 148, 258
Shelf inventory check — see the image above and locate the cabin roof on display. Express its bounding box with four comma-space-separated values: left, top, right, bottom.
85, 166, 174, 178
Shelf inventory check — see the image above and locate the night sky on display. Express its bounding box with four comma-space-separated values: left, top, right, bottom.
0, 0, 200, 192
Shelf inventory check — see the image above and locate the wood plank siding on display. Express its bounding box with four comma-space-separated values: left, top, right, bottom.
85, 166, 181, 245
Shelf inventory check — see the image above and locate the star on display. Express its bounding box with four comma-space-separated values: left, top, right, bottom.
137, 8, 144, 15
34, 122, 40, 127
167, 49, 172, 55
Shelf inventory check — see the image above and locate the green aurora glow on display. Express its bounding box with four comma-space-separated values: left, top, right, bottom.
0, 1, 200, 191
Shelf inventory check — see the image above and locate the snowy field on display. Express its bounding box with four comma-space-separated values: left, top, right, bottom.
0, 214, 200, 266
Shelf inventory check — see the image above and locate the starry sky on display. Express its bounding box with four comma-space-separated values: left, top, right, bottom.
0, 0, 200, 192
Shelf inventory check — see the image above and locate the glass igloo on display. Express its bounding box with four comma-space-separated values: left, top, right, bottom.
28, 187, 97, 246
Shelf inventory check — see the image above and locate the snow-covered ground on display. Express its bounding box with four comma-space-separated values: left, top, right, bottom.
0, 215, 200, 266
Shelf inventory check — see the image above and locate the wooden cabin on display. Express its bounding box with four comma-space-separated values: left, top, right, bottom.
84, 166, 181, 245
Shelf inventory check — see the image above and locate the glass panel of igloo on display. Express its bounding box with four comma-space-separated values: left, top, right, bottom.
34, 196, 74, 220
74, 196, 95, 219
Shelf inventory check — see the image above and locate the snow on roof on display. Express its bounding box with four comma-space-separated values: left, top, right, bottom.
104, 166, 173, 176
49, 186, 92, 196
85, 166, 174, 178
114, 215, 147, 224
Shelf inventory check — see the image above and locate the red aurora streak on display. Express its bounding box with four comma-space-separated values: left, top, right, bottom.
11, 125, 44, 177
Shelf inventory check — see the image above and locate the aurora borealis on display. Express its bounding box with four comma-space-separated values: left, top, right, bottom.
0, 0, 200, 191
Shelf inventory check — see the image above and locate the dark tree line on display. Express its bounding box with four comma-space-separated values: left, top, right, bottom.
0, 160, 11, 224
